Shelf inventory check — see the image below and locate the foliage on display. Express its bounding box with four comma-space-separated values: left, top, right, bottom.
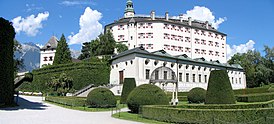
0, 17, 15, 105
120, 78, 136, 104
47, 73, 73, 96
86, 87, 116, 108
53, 34, 72, 65
228, 47, 274, 88
127, 84, 169, 113
187, 87, 206, 103
234, 87, 271, 95
236, 92, 274, 102
205, 70, 236, 104
116, 43, 128, 53
45, 96, 86, 107
90, 31, 116, 56
18, 62, 110, 93
112, 112, 169, 124
78, 42, 91, 60
141, 105, 274, 124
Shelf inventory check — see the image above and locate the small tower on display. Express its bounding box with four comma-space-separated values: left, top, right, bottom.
40, 36, 58, 68
124, 0, 135, 18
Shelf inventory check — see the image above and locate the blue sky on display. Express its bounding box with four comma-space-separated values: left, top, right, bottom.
0, 0, 273, 59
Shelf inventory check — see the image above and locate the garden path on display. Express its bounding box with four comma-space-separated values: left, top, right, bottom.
0, 95, 141, 124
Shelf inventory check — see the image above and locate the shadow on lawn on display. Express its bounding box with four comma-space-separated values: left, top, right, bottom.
0, 96, 48, 111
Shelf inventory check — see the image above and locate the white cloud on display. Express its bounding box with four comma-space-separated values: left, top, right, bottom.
226, 40, 255, 61
70, 49, 81, 59
68, 7, 103, 45
12, 12, 49, 37
184, 6, 226, 29
60, 1, 96, 6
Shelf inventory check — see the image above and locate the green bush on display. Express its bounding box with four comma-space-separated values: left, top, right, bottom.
141, 105, 274, 124
45, 96, 86, 107
127, 84, 169, 113
268, 86, 274, 92
120, 78, 136, 104
205, 70, 236, 104
18, 62, 110, 92
236, 92, 274, 102
87, 88, 116, 108
187, 87, 206, 103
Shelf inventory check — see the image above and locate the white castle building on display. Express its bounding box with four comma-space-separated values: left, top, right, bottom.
108, 0, 246, 96
40, 36, 58, 68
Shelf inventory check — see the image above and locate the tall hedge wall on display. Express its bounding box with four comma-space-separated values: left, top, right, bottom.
0, 18, 15, 105
18, 62, 110, 93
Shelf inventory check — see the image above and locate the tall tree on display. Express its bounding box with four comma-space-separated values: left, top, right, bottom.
228, 49, 273, 88
78, 42, 91, 60
0, 17, 15, 105
53, 34, 72, 65
116, 43, 128, 53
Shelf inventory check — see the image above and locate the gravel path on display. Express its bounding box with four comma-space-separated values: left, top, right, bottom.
0, 95, 141, 124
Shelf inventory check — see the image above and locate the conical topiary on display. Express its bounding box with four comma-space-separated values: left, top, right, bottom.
205, 70, 236, 104
120, 78, 136, 104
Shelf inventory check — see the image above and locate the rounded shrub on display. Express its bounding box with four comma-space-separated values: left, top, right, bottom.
187, 87, 206, 103
205, 70, 236, 104
87, 87, 116, 108
120, 78, 136, 104
127, 84, 169, 113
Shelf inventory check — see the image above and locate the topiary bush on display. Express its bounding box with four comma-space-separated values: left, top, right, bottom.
127, 84, 169, 113
87, 87, 116, 108
205, 70, 236, 104
120, 78, 136, 104
187, 87, 206, 103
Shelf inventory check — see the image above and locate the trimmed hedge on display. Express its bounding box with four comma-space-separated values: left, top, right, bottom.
205, 70, 236, 104
45, 96, 86, 107
87, 88, 116, 108
187, 87, 206, 103
236, 92, 274, 102
127, 84, 169, 113
19, 62, 110, 92
141, 105, 274, 124
234, 87, 271, 95
120, 78, 136, 104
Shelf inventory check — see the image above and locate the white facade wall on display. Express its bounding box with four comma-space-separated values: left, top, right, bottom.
39, 49, 56, 68
110, 21, 227, 63
110, 55, 246, 95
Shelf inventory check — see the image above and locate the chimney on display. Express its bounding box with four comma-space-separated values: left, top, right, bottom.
188, 17, 192, 26
165, 12, 169, 21
179, 14, 184, 22
205, 21, 209, 29
151, 10, 155, 20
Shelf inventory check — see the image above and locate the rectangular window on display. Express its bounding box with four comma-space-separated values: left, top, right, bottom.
239, 78, 241, 84
164, 71, 167, 80
44, 57, 47, 61
231, 77, 234, 84
179, 73, 182, 82
186, 73, 189, 82
236, 78, 238, 84
199, 74, 201, 82
145, 69, 150, 79
155, 70, 159, 80
204, 75, 207, 83
49, 56, 53, 61
192, 74, 195, 82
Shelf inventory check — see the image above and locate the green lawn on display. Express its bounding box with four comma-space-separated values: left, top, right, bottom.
112, 112, 170, 124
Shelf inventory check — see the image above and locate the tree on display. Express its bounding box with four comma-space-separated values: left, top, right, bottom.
263, 46, 274, 83
116, 43, 128, 53
47, 73, 73, 96
228, 49, 273, 88
53, 34, 72, 65
78, 42, 91, 60
14, 39, 24, 74
0, 17, 15, 105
